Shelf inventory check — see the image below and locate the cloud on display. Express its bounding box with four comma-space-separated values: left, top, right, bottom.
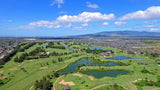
144, 20, 159, 24
142, 24, 159, 32
102, 22, 109, 25
72, 26, 86, 30
144, 25, 156, 28
119, 6, 160, 20
82, 23, 88, 27
86, 2, 99, 9
50, 0, 64, 8
8, 20, 12, 22
28, 20, 61, 28
13, 20, 61, 30
70, 23, 88, 30
12, 12, 115, 30
65, 23, 72, 28
114, 21, 127, 26
150, 28, 160, 31
57, 12, 115, 23
58, 11, 67, 14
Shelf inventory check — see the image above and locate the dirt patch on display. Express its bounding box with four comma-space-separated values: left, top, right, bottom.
10, 67, 18, 70
88, 76, 94, 81
40, 67, 48, 69
158, 65, 160, 67
0, 70, 4, 73
59, 79, 75, 86
73, 73, 83, 77
0, 76, 8, 80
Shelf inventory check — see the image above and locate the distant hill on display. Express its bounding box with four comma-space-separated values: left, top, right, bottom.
72, 31, 160, 39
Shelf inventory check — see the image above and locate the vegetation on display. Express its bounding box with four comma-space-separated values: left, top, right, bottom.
134, 76, 160, 89
95, 84, 125, 90
0, 78, 10, 86
34, 77, 52, 90
85, 48, 113, 54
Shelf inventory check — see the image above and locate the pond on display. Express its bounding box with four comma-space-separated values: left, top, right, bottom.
61, 45, 74, 51
59, 59, 116, 75
82, 70, 129, 78
88, 46, 107, 50
106, 56, 141, 60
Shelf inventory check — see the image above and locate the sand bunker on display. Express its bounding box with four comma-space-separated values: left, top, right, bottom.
59, 79, 75, 86
40, 67, 48, 69
0, 70, 4, 73
73, 73, 83, 77
10, 67, 18, 70
88, 76, 94, 81
0, 76, 8, 80
158, 65, 160, 67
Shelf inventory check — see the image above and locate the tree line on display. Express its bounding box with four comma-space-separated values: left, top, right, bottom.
85, 48, 114, 54
19, 43, 36, 52
135, 76, 160, 88
34, 77, 52, 90
14, 47, 73, 62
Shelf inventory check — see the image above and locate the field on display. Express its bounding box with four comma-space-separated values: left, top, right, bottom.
0, 41, 160, 90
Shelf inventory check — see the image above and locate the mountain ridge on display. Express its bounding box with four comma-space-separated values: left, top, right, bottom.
70, 31, 160, 38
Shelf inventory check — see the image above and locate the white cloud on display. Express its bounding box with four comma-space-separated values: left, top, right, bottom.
12, 12, 115, 30
65, 23, 72, 28
71, 23, 88, 30
72, 26, 86, 30
144, 25, 156, 28
102, 22, 109, 25
150, 28, 160, 31
144, 20, 159, 24
58, 11, 67, 14
114, 21, 127, 26
86, 2, 99, 9
8, 20, 12, 22
57, 12, 115, 23
14, 20, 61, 30
50, 0, 64, 8
82, 23, 88, 27
119, 6, 160, 20
29, 20, 61, 28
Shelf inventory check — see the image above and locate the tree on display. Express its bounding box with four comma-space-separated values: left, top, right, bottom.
53, 72, 59, 77
157, 75, 160, 82
34, 80, 39, 90
43, 80, 52, 90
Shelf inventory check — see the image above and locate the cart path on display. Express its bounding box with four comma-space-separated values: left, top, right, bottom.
53, 62, 67, 90
29, 86, 33, 90
91, 84, 129, 90
129, 79, 142, 90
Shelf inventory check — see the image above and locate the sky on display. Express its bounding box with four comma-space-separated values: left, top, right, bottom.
0, 0, 160, 37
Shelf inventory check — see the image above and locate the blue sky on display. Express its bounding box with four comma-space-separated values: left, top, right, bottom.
0, 0, 160, 37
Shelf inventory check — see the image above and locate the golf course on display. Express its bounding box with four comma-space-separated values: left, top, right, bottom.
0, 41, 160, 90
